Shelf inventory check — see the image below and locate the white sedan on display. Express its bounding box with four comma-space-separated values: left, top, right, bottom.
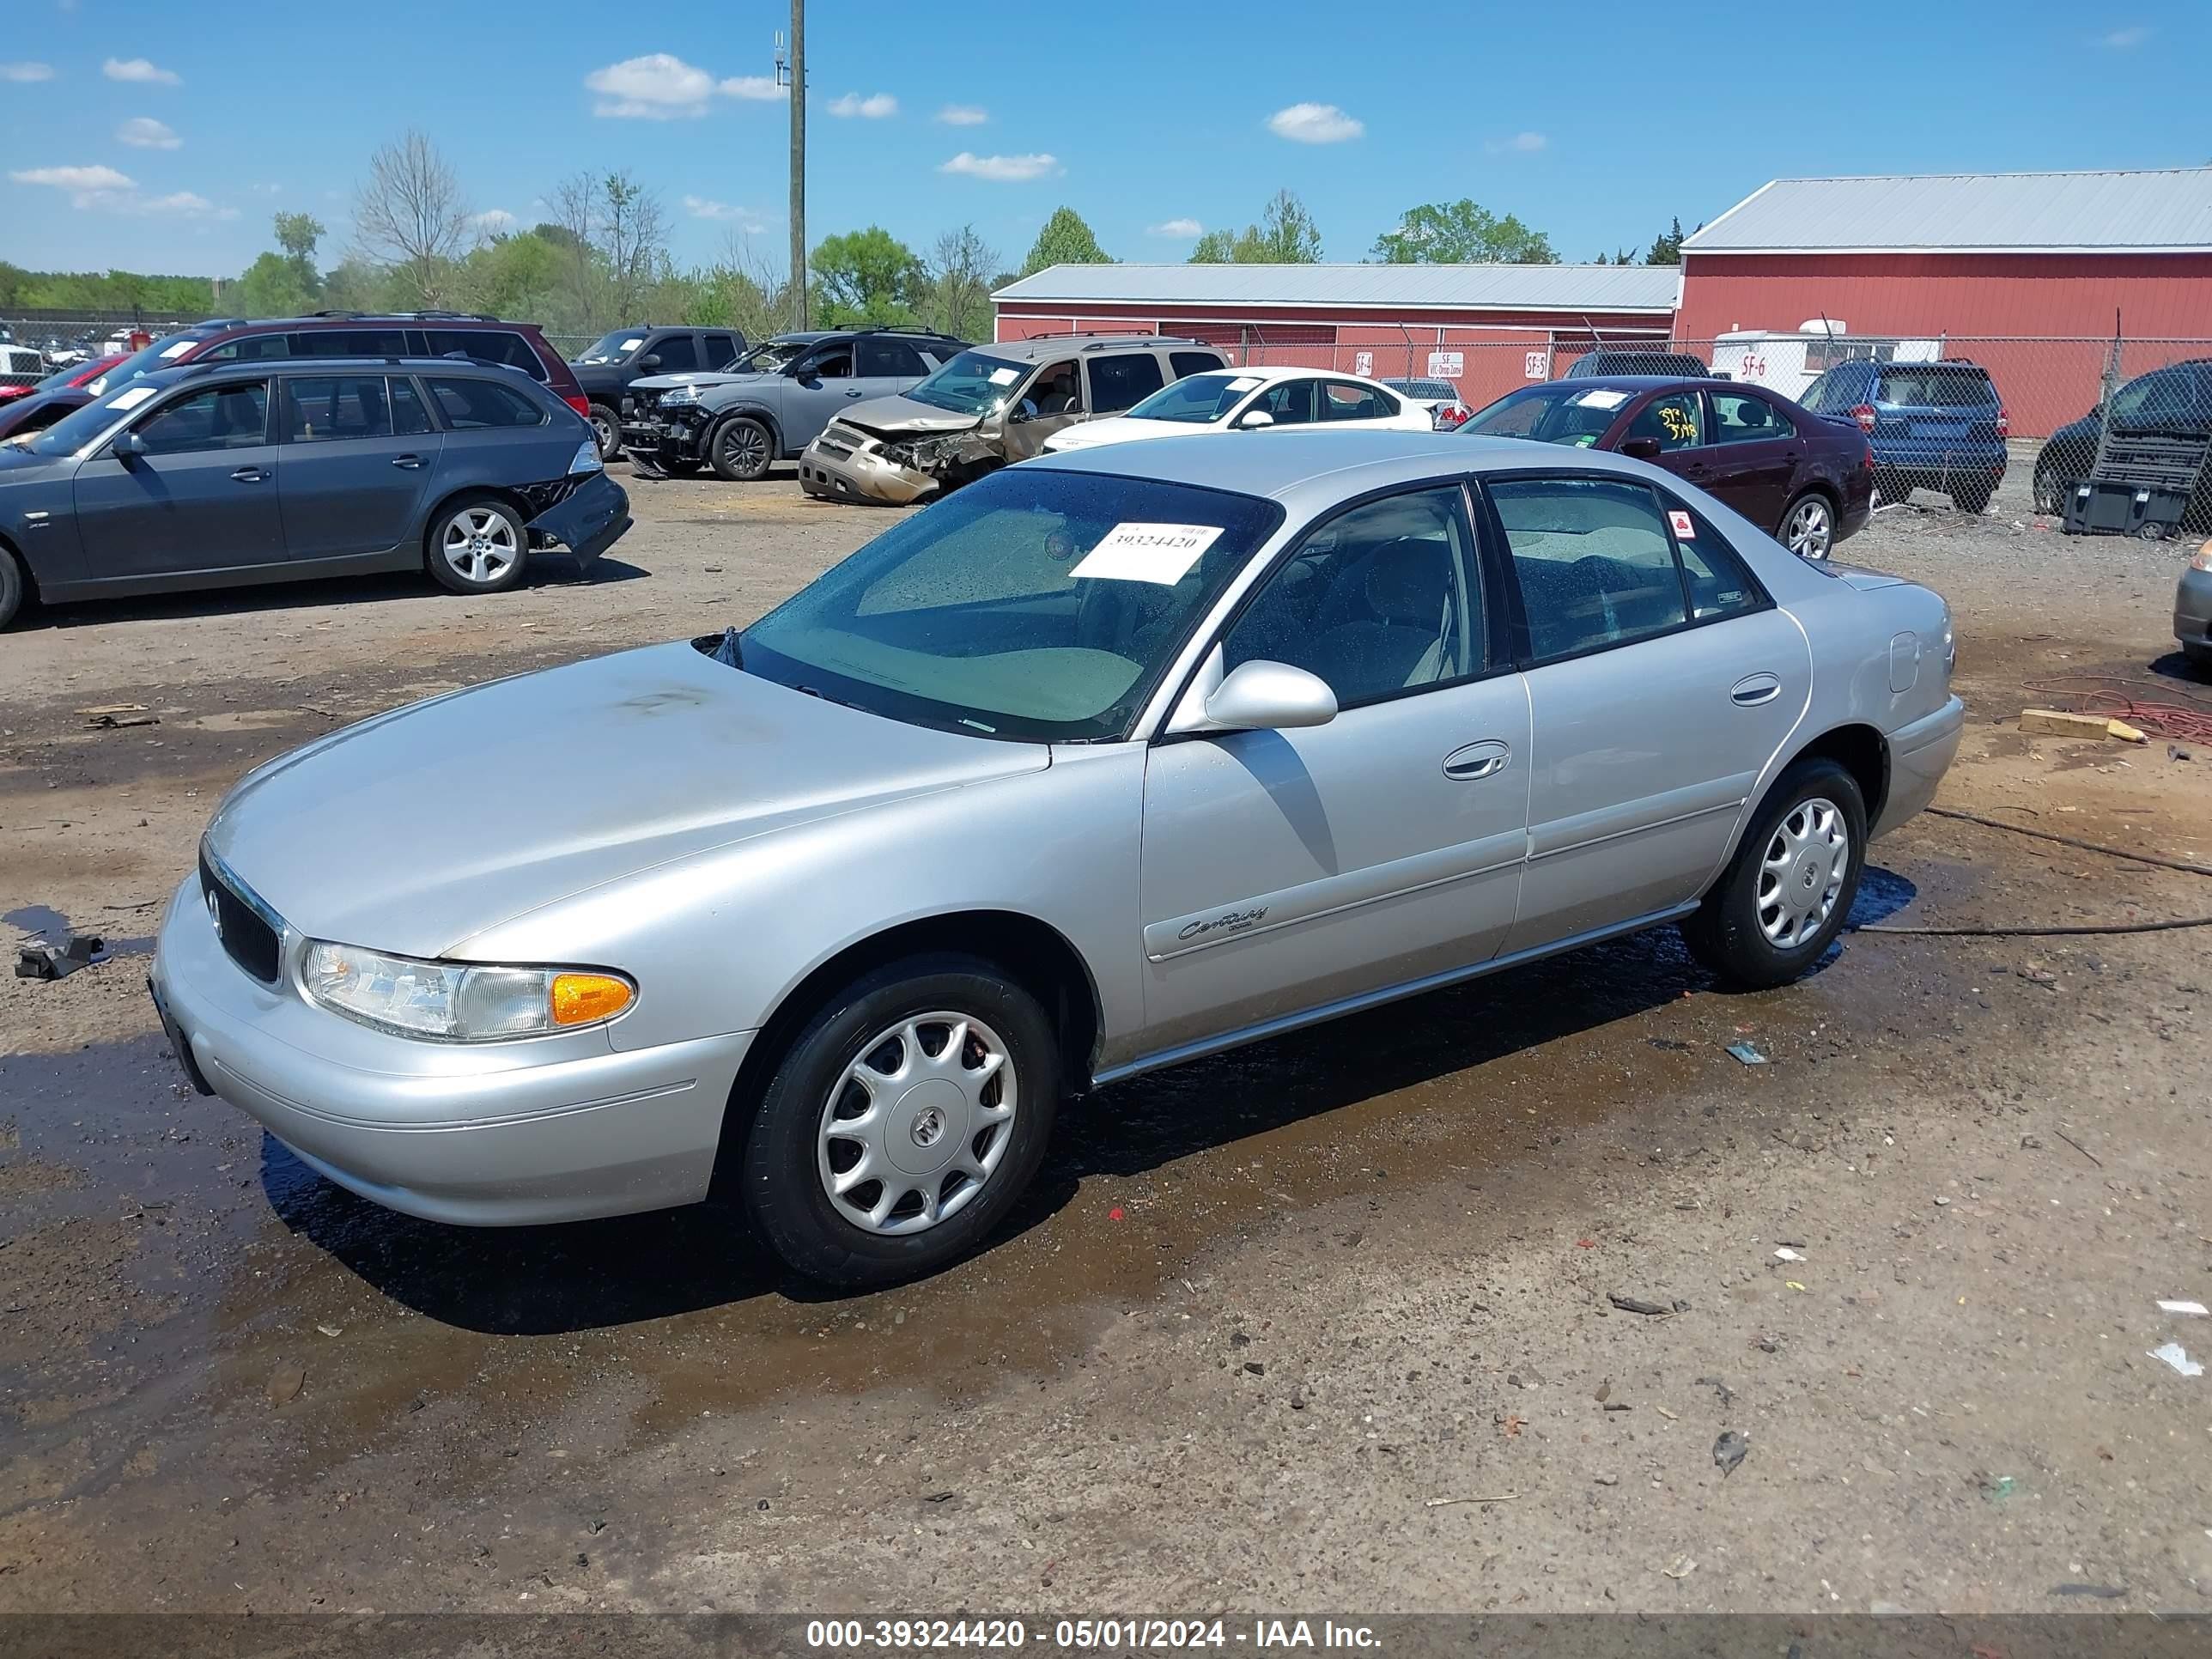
1042, 366, 1433, 455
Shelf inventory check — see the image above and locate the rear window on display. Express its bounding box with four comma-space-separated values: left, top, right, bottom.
425, 330, 547, 381
1877, 367, 1995, 408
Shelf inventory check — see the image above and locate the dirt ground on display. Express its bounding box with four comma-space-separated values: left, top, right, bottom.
3, 460, 2211, 1617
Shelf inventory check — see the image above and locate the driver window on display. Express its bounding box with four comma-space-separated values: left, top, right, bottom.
1221, 486, 1483, 708
799, 344, 854, 379
131, 381, 271, 454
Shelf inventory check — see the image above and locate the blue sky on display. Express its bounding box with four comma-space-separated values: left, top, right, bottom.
2, 0, 2204, 279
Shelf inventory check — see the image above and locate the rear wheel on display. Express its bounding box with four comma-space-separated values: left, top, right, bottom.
708, 416, 774, 483
426, 495, 528, 595
586, 403, 623, 460
740, 953, 1060, 1289
0, 547, 23, 630
2033, 470, 2070, 516
1951, 477, 1995, 514
2183, 641, 2212, 678
1779, 491, 1835, 559
1682, 757, 1867, 989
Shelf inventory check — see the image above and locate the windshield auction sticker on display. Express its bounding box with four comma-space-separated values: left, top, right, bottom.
1069, 522, 1225, 586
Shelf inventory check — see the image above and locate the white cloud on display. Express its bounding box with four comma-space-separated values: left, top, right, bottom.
936, 104, 988, 125
0, 61, 54, 82
718, 74, 786, 100
939, 151, 1060, 183
1267, 102, 1362, 144
827, 91, 897, 118
586, 52, 718, 118
11, 163, 135, 191
1484, 130, 1548, 154
2101, 24, 2149, 46
117, 116, 180, 149
473, 208, 518, 232
683, 194, 766, 230
103, 56, 180, 85
1146, 217, 1203, 238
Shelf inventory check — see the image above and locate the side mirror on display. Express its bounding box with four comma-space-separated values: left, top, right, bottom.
1620, 435, 1662, 460
108, 428, 146, 461
637, 354, 661, 371
1237, 408, 1275, 429
1202, 659, 1337, 732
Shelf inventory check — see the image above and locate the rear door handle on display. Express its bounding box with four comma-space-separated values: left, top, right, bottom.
843, 388, 865, 398
1731, 672, 1782, 707
391, 454, 425, 470
1442, 738, 1511, 781
230, 466, 266, 483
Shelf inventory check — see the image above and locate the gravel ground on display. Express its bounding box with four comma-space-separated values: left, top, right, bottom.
3, 461, 2211, 1616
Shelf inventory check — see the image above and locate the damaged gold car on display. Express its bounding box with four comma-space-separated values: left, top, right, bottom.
799, 334, 1228, 505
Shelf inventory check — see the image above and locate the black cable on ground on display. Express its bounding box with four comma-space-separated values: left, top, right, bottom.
1851, 803, 2212, 939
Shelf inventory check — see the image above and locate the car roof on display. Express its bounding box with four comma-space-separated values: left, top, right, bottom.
1528, 375, 1721, 392
177, 355, 540, 379
979, 334, 1219, 363
1032, 428, 1666, 507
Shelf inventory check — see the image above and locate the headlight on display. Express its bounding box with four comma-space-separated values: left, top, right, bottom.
301, 941, 635, 1042
2191, 539, 2212, 574
658, 386, 700, 407
568, 439, 602, 476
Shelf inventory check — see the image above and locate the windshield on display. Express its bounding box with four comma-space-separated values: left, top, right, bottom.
2106, 368, 2203, 431
83, 332, 204, 397
1124, 373, 1256, 425
905, 349, 1029, 417
732, 337, 809, 374
31, 362, 86, 392
738, 467, 1284, 742
1462, 385, 1632, 447
26, 374, 179, 457
575, 330, 647, 367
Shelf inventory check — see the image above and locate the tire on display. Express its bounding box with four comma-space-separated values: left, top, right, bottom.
586, 403, 623, 461
2184, 641, 2212, 678
0, 547, 23, 631
659, 457, 703, 478
1951, 477, 1994, 514
1681, 757, 1867, 990
2033, 471, 2069, 516
425, 495, 529, 596
1778, 490, 1836, 559
740, 952, 1060, 1290
708, 416, 775, 483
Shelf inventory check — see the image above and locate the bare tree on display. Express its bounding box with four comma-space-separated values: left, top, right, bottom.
926, 225, 998, 341
600, 172, 669, 324
548, 172, 602, 329
352, 131, 472, 305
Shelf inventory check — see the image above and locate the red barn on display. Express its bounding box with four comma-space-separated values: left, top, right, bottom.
990, 263, 1682, 414
1676, 168, 2212, 435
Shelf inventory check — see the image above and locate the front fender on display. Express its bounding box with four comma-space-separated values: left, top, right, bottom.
705, 401, 785, 455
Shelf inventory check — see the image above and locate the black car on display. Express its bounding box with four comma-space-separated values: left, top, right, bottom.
2034, 358, 2212, 520
568, 325, 749, 457
1562, 349, 1713, 380
0, 356, 630, 630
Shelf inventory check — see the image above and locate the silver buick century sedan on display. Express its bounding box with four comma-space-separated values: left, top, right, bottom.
152, 432, 1963, 1288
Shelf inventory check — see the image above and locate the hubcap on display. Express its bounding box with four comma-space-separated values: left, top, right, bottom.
723, 424, 767, 472
442, 507, 518, 584
817, 1012, 1017, 1236
1785, 499, 1833, 558
1756, 796, 1850, 949
590, 411, 616, 453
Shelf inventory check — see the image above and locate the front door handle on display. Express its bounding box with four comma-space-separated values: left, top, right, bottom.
1442, 738, 1512, 781
230, 466, 267, 483
843, 388, 865, 398
391, 454, 425, 470
1731, 672, 1782, 707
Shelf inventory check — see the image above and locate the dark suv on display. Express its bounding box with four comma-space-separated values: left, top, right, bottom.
2035, 359, 2212, 521
84, 313, 591, 424
1797, 359, 2008, 512
1563, 349, 1712, 380
568, 325, 748, 457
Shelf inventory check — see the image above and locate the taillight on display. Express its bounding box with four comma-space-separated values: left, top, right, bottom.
1850, 404, 1876, 434
1996, 406, 2010, 440
563, 393, 592, 419
1861, 441, 1875, 471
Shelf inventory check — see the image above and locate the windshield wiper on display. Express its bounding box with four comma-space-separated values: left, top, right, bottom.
708, 626, 743, 667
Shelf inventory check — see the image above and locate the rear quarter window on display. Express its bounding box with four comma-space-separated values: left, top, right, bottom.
1170, 351, 1228, 380
425, 330, 548, 381
425, 376, 548, 429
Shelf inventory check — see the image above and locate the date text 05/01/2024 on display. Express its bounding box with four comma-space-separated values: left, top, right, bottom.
805, 1620, 1382, 1651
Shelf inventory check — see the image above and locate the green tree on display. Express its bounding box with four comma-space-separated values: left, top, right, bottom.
234, 210, 327, 315
1020, 207, 1110, 276
1371, 198, 1557, 264
1188, 191, 1324, 264
1644, 216, 1688, 266
811, 226, 927, 325
455, 230, 563, 320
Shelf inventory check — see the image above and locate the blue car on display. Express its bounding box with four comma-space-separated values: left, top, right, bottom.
1798, 359, 2008, 513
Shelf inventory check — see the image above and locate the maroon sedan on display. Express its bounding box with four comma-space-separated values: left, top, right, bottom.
1462, 376, 1875, 558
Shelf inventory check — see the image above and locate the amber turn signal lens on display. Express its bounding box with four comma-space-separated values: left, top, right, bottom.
549, 973, 635, 1026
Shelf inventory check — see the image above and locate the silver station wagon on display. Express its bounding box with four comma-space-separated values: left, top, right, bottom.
151, 433, 1964, 1288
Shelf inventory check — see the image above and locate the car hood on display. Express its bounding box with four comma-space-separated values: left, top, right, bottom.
631, 370, 772, 394
0, 445, 71, 478
837, 394, 981, 438
1044, 416, 1200, 451
204, 640, 1048, 957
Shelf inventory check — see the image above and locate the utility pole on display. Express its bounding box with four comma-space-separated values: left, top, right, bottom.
777, 1, 807, 328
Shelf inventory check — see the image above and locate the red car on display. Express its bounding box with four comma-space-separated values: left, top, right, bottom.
0, 354, 130, 443
1462, 376, 1875, 560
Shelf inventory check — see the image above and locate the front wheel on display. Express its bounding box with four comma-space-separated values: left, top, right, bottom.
740, 953, 1060, 1289
1951, 477, 1994, 514
1779, 491, 1836, 559
1681, 758, 1867, 989
2033, 471, 2069, 516
708, 416, 775, 483
586, 404, 623, 460
0, 548, 23, 630
426, 496, 528, 595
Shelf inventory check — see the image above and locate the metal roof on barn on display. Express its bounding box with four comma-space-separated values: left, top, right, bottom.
1683, 168, 2212, 255
992, 263, 1682, 313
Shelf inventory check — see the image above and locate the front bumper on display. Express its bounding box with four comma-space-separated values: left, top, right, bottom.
149, 873, 751, 1226
2176, 566, 2212, 651
799, 425, 945, 506
1871, 695, 1966, 841
620, 411, 708, 461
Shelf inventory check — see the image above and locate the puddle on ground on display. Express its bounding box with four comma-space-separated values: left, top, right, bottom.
0, 859, 1972, 1501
